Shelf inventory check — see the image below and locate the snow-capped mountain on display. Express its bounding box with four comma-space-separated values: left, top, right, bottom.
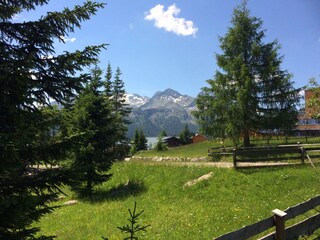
126, 88, 199, 138
125, 93, 150, 108
141, 88, 195, 110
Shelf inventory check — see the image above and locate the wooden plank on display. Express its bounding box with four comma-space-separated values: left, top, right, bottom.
284, 195, 320, 220
215, 216, 274, 240
304, 150, 320, 154
235, 150, 301, 156
208, 152, 233, 156
235, 156, 301, 162
286, 213, 320, 239
259, 232, 275, 240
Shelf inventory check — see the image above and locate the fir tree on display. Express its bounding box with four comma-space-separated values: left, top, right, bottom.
104, 61, 113, 98
194, 1, 300, 146
138, 130, 148, 151
0, 1, 105, 238
68, 66, 116, 194
179, 124, 194, 144
132, 129, 147, 151
112, 67, 131, 144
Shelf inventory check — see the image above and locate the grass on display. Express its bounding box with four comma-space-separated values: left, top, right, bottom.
136, 139, 231, 158
136, 136, 320, 161
36, 161, 320, 239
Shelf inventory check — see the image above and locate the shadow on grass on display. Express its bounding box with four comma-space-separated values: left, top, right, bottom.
78, 180, 147, 203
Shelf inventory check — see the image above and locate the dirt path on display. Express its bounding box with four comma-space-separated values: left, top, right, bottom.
130, 159, 311, 168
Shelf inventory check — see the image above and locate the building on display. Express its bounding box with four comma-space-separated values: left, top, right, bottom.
296, 89, 320, 136
191, 134, 207, 143
162, 136, 184, 147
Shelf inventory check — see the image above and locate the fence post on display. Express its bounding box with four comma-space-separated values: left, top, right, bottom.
233, 149, 237, 168
300, 147, 305, 164
272, 209, 287, 240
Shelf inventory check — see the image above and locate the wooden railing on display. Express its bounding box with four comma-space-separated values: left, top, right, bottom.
208, 144, 320, 168
233, 146, 305, 168
215, 195, 320, 240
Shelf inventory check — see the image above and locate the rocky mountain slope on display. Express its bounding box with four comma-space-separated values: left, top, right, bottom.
126, 88, 199, 138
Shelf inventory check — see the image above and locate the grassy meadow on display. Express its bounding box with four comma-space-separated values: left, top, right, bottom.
36, 160, 320, 239
136, 136, 320, 159
136, 140, 219, 158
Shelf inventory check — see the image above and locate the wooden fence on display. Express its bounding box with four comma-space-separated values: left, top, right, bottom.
215, 195, 320, 240
208, 144, 320, 168
233, 146, 305, 167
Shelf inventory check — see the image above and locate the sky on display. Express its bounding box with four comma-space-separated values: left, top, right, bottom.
16, 0, 320, 97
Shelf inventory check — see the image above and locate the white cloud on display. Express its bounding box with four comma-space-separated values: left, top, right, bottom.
61, 36, 77, 43
129, 23, 134, 30
144, 4, 198, 37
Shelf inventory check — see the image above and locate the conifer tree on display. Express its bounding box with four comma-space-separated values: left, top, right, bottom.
0, 1, 105, 238
179, 124, 194, 144
113, 67, 131, 120
138, 130, 148, 151
68, 65, 116, 194
132, 129, 147, 151
112, 67, 131, 144
104, 61, 113, 98
194, 1, 300, 146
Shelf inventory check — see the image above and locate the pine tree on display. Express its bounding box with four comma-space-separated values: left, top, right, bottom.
155, 133, 167, 152
132, 129, 147, 151
112, 67, 131, 144
68, 66, 116, 194
113, 67, 131, 120
194, 1, 300, 146
179, 124, 194, 144
138, 130, 148, 151
0, 1, 105, 238
104, 61, 113, 98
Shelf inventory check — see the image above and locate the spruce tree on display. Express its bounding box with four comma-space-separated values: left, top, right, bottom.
179, 124, 194, 144
68, 65, 116, 194
138, 130, 148, 151
112, 67, 131, 145
132, 129, 147, 151
113, 67, 131, 120
194, 1, 300, 146
0, 1, 105, 238
104, 61, 113, 98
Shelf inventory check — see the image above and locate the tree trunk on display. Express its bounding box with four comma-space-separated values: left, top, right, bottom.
243, 129, 250, 147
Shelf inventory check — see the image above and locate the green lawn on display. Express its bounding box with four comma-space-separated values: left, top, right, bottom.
136, 139, 231, 158
36, 161, 320, 239
136, 136, 320, 160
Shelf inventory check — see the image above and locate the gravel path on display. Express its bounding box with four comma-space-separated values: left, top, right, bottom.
130, 159, 309, 168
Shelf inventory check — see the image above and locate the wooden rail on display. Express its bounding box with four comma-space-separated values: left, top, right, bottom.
233, 146, 305, 168
208, 144, 320, 167
208, 146, 234, 157
215, 195, 320, 240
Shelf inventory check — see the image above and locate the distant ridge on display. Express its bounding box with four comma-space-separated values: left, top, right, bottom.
125, 88, 198, 138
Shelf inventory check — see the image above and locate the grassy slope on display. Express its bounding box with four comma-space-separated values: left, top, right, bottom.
136, 140, 229, 158
37, 162, 320, 239
136, 136, 320, 159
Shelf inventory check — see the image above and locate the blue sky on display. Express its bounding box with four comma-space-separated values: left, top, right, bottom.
17, 0, 320, 97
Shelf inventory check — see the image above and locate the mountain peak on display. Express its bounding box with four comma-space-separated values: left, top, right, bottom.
125, 93, 150, 108
127, 88, 199, 138
140, 88, 194, 110
153, 88, 181, 98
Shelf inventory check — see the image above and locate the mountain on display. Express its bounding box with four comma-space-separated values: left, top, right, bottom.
141, 88, 195, 110
126, 88, 199, 138
124, 93, 150, 108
